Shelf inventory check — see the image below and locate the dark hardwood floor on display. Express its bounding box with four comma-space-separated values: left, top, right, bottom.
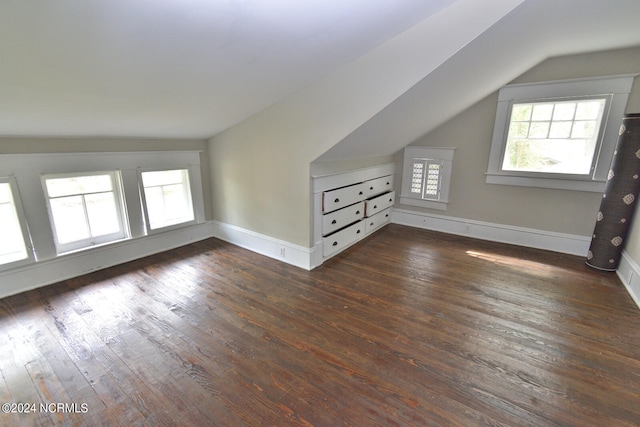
1, 224, 640, 426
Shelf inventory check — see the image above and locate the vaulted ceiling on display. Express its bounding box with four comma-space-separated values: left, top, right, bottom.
2, 0, 640, 156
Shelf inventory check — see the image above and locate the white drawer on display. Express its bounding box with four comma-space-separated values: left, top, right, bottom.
322, 183, 366, 213
364, 208, 391, 234
364, 175, 394, 199
365, 191, 395, 217
322, 221, 364, 257
322, 201, 365, 236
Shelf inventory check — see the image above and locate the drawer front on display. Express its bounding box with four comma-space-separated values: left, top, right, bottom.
322, 201, 365, 236
364, 175, 394, 199
364, 208, 391, 234
322, 183, 366, 213
365, 191, 395, 217
323, 221, 364, 257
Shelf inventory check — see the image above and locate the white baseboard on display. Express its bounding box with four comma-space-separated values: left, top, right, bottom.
211, 221, 313, 270
392, 209, 591, 256
0, 222, 216, 300
616, 251, 640, 311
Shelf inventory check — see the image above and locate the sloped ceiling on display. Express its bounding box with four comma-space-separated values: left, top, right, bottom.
0, 0, 456, 138
317, 0, 640, 161
2, 0, 639, 154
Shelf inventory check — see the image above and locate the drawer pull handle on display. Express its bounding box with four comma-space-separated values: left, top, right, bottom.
386, 182, 390, 185
385, 214, 389, 218
369, 186, 374, 190
331, 219, 337, 224
389, 198, 393, 202
373, 205, 377, 209
356, 229, 361, 234
356, 210, 360, 215
332, 241, 338, 246
359, 191, 363, 195
370, 222, 374, 226
334, 198, 340, 203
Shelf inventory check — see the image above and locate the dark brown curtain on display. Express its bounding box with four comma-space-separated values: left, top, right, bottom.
587, 113, 640, 271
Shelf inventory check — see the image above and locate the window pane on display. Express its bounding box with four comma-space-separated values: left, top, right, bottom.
144, 186, 165, 228
49, 196, 91, 244
549, 121, 572, 139
511, 104, 532, 121
531, 104, 553, 121
411, 162, 424, 194
571, 121, 596, 139
529, 122, 550, 138
46, 174, 113, 198
85, 192, 121, 237
552, 102, 576, 121
141, 170, 185, 187
509, 122, 530, 138
503, 97, 606, 175
142, 170, 194, 230
163, 184, 193, 222
424, 163, 441, 198
575, 100, 603, 120
0, 184, 11, 204
0, 184, 28, 265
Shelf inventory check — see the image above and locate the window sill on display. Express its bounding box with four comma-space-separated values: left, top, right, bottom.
399, 195, 448, 211
485, 173, 605, 192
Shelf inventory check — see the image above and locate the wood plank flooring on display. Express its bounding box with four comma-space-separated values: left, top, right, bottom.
1, 224, 640, 426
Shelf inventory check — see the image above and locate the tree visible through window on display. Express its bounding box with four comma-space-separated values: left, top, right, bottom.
503, 98, 607, 175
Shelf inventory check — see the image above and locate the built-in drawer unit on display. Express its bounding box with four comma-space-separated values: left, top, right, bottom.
322, 201, 365, 236
322, 183, 366, 213
364, 175, 393, 199
365, 191, 395, 217
312, 163, 395, 267
323, 221, 364, 257
364, 208, 392, 234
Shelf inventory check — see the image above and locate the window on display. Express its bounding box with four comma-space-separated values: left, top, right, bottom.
503, 98, 607, 174
400, 146, 454, 210
0, 179, 32, 267
486, 74, 635, 192
43, 171, 129, 253
140, 169, 194, 230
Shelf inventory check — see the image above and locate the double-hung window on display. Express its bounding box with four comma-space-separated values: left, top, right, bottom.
400, 146, 455, 211
486, 74, 635, 192
0, 178, 32, 267
140, 169, 194, 231
43, 171, 129, 253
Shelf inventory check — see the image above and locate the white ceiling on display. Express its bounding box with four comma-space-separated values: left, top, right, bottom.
318, 0, 640, 161
0, 0, 457, 138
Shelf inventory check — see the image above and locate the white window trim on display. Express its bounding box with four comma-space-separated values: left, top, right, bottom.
400, 146, 455, 211
0, 176, 35, 271
486, 74, 637, 192
42, 170, 130, 254
138, 167, 197, 233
